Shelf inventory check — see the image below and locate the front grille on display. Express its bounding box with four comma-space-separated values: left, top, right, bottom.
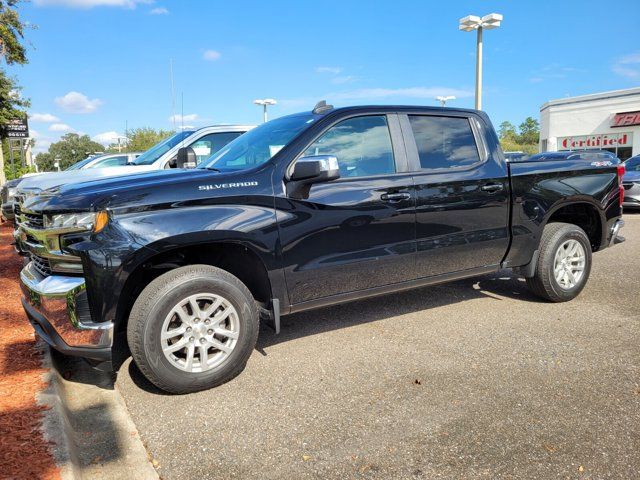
31, 254, 52, 277
24, 212, 45, 229
13, 202, 21, 217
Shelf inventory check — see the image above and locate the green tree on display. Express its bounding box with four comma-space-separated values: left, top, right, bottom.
111, 127, 174, 152
0, 0, 31, 66
0, 0, 32, 183
498, 121, 517, 142
518, 117, 540, 145
35, 133, 105, 171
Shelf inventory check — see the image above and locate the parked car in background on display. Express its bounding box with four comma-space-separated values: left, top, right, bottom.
1, 153, 142, 222
14, 103, 626, 393
526, 150, 619, 163
622, 154, 640, 209
14, 125, 253, 199
65, 152, 142, 170
503, 150, 529, 161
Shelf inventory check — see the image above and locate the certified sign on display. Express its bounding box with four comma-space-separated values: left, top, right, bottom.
558, 132, 633, 150
3, 117, 29, 138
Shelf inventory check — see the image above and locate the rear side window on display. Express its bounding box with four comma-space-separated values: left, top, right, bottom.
408, 115, 480, 170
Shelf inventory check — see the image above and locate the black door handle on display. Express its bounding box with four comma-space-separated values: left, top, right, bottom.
381, 192, 411, 202
481, 183, 504, 193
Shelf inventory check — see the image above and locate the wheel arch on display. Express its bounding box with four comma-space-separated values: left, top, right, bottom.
542, 198, 605, 251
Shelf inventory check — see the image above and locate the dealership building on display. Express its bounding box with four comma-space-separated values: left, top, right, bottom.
539, 87, 640, 161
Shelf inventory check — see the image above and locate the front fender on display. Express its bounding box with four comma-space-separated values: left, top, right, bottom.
73, 203, 283, 326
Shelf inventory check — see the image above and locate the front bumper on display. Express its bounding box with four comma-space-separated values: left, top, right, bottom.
20, 262, 113, 361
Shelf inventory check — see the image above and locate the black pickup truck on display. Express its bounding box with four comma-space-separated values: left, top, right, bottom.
16, 103, 626, 393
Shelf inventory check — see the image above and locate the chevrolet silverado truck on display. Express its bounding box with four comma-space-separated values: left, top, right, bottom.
17, 103, 626, 393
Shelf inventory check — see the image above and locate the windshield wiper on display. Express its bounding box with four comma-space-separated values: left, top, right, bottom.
204, 166, 221, 172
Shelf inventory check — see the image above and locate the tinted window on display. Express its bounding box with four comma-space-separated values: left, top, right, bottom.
625, 156, 640, 171
90, 155, 128, 168
190, 132, 243, 165
134, 130, 195, 165
409, 116, 480, 170
303, 115, 395, 178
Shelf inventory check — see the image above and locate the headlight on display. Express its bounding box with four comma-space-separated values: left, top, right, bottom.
7, 187, 17, 198
44, 212, 96, 230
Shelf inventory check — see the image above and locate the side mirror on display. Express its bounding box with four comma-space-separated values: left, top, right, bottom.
287, 155, 340, 199
176, 147, 197, 169
290, 155, 340, 183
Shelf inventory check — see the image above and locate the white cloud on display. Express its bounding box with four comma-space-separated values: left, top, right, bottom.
177, 125, 195, 130
33, 0, 152, 8
30, 112, 60, 123
612, 52, 640, 79
316, 66, 342, 75
49, 123, 73, 132
55, 91, 103, 114
93, 131, 124, 145
203, 50, 221, 61
150, 6, 168, 14
169, 113, 199, 123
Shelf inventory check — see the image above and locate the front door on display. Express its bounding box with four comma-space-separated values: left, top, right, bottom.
277, 114, 417, 306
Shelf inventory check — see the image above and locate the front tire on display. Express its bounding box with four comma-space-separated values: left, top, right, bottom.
525, 222, 592, 302
127, 265, 259, 394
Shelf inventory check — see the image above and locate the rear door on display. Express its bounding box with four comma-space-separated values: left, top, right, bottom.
400, 113, 510, 277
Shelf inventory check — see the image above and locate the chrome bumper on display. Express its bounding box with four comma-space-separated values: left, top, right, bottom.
20, 262, 113, 360
609, 219, 625, 247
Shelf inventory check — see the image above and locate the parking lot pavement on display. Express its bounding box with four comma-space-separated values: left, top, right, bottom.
116, 213, 640, 480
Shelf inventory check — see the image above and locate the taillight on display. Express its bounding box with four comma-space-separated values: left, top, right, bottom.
617, 163, 626, 206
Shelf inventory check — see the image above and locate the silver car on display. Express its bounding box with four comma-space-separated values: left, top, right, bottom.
622, 155, 640, 209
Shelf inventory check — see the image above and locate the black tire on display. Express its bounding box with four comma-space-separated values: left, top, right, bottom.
525, 222, 592, 302
127, 265, 259, 394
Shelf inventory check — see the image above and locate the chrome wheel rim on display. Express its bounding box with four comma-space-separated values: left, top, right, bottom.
161, 293, 239, 373
553, 239, 586, 290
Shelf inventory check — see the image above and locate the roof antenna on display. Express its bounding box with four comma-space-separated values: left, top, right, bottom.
312, 100, 334, 114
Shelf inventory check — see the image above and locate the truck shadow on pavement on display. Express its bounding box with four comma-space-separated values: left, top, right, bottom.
125, 269, 543, 395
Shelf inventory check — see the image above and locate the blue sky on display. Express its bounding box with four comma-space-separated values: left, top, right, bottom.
8, 0, 640, 153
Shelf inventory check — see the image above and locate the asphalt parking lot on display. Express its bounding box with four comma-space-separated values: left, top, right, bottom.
116, 213, 640, 479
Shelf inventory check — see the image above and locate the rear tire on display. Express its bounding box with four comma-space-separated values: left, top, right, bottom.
525, 222, 592, 302
127, 265, 259, 394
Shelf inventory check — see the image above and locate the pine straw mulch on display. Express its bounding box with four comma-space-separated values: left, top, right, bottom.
0, 222, 61, 480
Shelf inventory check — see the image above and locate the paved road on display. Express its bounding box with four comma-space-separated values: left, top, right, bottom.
116, 213, 640, 479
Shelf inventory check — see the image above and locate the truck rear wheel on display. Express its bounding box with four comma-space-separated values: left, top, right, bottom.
127, 265, 259, 394
525, 222, 592, 302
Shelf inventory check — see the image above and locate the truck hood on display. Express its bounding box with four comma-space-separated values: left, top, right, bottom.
21, 167, 267, 213
17, 165, 156, 193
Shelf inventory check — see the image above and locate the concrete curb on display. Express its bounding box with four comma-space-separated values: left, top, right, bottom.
38, 346, 159, 480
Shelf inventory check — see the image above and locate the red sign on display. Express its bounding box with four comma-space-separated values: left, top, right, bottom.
611, 111, 640, 127
559, 132, 632, 150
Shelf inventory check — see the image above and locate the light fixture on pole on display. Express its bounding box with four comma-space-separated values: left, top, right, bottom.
253, 98, 277, 123
459, 13, 503, 110
436, 95, 456, 107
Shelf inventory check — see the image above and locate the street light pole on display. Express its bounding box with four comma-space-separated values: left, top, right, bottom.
253, 98, 277, 123
475, 26, 483, 110
459, 13, 502, 111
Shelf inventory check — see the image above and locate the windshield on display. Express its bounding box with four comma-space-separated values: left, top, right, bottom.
199, 114, 315, 172
626, 156, 640, 172
66, 155, 103, 170
133, 130, 195, 165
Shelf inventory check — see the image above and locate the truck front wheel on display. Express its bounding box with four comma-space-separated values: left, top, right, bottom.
127, 265, 259, 394
525, 222, 592, 302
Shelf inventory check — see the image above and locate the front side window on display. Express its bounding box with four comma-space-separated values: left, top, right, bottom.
134, 130, 195, 165
409, 115, 480, 170
303, 115, 395, 178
